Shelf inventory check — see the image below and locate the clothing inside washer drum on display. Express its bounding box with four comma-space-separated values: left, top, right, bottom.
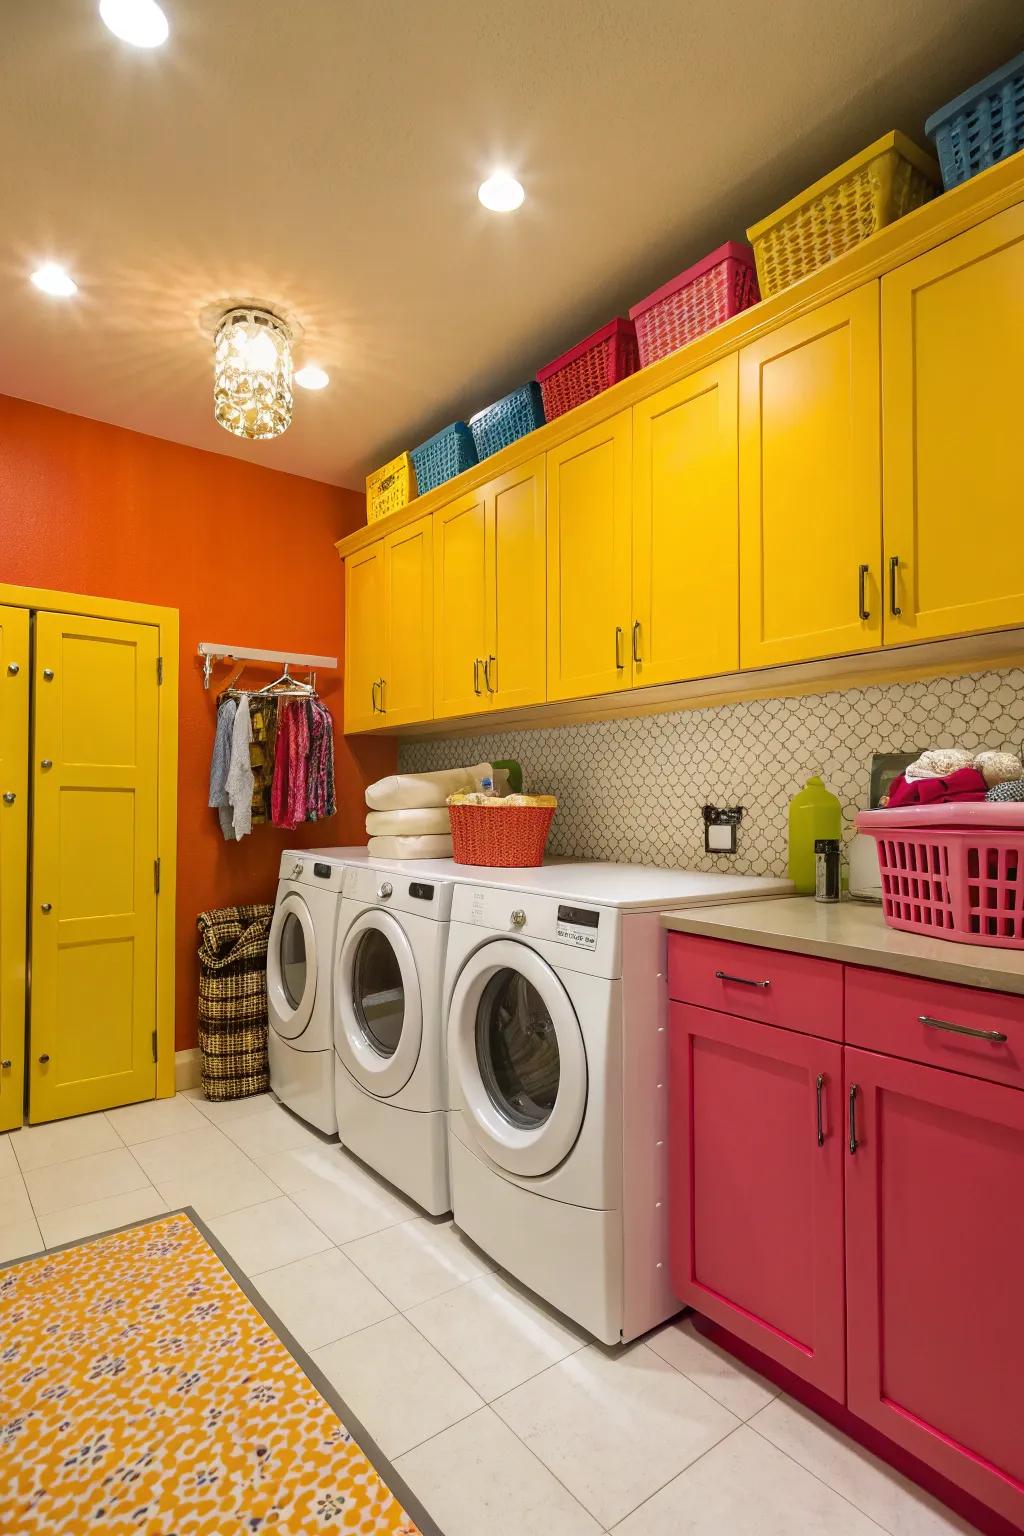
475, 969, 561, 1129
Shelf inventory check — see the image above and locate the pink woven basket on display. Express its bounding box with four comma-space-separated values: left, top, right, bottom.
629, 242, 760, 367
856, 805, 1024, 948
449, 803, 555, 868
537, 319, 639, 421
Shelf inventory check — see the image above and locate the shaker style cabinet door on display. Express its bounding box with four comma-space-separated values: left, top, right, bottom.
433, 489, 489, 720
739, 282, 882, 668
487, 455, 546, 711
882, 201, 1024, 644
632, 357, 739, 686
669, 1002, 846, 1398
845, 1047, 1024, 1530
547, 410, 632, 702
0, 605, 29, 1132
383, 516, 433, 727
344, 542, 386, 733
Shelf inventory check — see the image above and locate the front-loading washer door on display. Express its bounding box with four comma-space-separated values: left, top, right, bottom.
335, 909, 422, 1098
449, 939, 587, 1178
267, 892, 317, 1041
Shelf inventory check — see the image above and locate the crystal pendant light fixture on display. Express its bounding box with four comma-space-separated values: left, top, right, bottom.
213, 306, 293, 440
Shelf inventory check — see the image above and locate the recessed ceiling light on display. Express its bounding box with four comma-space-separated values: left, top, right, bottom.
477, 171, 525, 213
99, 0, 169, 48
30, 263, 78, 298
294, 364, 330, 390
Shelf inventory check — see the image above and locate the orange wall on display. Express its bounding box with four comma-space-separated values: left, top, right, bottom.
0, 392, 395, 1051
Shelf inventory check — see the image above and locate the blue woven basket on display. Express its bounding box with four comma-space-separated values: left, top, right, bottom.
469, 382, 546, 460
410, 422, 478, 495
925, 51, 1024, 190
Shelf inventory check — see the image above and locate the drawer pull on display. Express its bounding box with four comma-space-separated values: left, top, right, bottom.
848, 1083, 859, 1155
815, 1073, 825, 1148
857, 563, 870, 622
919, 1013, 1008, 1044
714, 969, 771, 989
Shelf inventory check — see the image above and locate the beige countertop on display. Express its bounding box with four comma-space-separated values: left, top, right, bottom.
661, 896, 1024, 998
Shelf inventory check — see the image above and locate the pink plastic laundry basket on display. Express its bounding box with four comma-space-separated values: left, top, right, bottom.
629, 242, 760, 367
855, 804, 1024, 948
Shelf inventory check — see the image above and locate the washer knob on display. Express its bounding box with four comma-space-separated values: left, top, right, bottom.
291, 861, 303, 877
378, 881, 394, 900
510, 908, 527, 928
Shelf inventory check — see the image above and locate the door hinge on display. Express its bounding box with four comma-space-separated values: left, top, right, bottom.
156, 656, 164, 685
154, 857, 161, 895
151, 1028, 158, 1064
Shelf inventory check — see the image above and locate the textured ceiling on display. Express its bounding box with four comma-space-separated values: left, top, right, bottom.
1, 0, 1021, 489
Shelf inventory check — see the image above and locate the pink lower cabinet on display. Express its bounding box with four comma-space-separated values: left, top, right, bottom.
845, 1046, 1024, 1528
668, 1001, 846, 1398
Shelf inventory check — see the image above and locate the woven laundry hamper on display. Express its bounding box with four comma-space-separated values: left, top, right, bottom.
196, 904, 274, 1101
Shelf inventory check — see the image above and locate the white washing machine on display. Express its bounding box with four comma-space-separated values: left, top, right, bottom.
333, 862, 455, 1214
266, 848, 363, 1135
443, 864, 791, 1344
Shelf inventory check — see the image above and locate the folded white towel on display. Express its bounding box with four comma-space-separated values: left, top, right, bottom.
367, 833, 454, 860
365, 807, 451, 837
366, 762, 497, 811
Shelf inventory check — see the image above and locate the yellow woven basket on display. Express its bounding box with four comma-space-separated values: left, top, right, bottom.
366, 451, 416, 524
747, 132, 940, 298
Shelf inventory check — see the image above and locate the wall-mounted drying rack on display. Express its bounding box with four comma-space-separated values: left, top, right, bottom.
197, 641, 338, 690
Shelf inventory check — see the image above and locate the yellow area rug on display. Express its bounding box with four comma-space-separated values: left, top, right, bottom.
0, 1210, 438, 1535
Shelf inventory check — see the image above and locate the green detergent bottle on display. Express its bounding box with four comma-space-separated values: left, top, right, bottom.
788, 776, 841, 895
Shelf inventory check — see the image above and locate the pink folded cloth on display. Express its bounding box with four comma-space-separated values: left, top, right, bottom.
886, 766, 988, 808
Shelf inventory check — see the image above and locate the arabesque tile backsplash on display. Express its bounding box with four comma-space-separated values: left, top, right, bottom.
399, 668, 1024, 877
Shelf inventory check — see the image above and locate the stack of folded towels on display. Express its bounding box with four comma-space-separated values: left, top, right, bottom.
364, 762, 506, 859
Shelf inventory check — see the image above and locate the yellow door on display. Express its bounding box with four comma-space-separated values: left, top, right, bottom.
883, 202, 1024, 643
434, 490, 489, 719
633, 357, 739, 687
547, 411, 632, 701
739, 283, 882, 668
344, 542, 385, 733
487, 455, 546, 710
384, 516, 433, 726
30, 612, 159, 1122
0, 607, 29, 1132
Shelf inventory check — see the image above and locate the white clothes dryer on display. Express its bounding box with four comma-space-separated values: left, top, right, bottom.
333, 862, 455, 1214
442, 864, 791, 1344
266, 848, 362, 1135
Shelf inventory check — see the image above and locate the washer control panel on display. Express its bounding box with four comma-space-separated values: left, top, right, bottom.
555, 904, 600, 951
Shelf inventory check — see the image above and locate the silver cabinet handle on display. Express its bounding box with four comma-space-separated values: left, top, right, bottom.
484, 654, 496, 693
919, 1013, 1008, 1044
2, 793, 14, 806
6, 663, 19, 676
40, 759, 53, 771
888, 554, 902, 617
40, 902, 52, 914
473, 658, 482, 696
857, 564, 870, 622
632, 620, 642, 664
371, 678, 383, 713
615, 626, 625, 670
42, 668, 54, 681
378, 678, 386, 712
714, 969, 771, 989
815, 1073, 825, 1148
848, 1083, 859, 1155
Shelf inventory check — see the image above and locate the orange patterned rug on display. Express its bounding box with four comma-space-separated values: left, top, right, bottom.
0, 1210, 439, 1536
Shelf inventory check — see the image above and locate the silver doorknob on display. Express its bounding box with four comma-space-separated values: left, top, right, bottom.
42, 668, 54, 681
510, 909, 527, 928
40, 759, 53, 770
2, 792, 14, 805
38, 1054, 50, 1065
40, 902, 52, 914
0, 1060, 10, 1070
378, 881, 393, 900
6, 663, 18, 676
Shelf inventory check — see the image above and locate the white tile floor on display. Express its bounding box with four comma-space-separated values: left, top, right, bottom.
0, 1091, 978, 1536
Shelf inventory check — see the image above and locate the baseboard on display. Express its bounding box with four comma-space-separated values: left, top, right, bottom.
174, 1048, 202, 1092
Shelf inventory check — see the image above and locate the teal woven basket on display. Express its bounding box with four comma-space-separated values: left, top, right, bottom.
410, 422, 478, 494
470, 382, 545, 460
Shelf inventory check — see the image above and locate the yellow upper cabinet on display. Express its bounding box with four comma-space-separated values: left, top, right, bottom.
0, 606, 28, 1133
883, 202, 1024, 644
633, 357, 739, 686
344, 542, 386, 733
547, 411, 632, 701
487, 456, 546, 710
382, 516, 433, 726
739, 283, 882, 668
434, 489, 489, 718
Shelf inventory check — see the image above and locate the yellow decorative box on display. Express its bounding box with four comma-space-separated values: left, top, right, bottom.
366, 452, 416, 524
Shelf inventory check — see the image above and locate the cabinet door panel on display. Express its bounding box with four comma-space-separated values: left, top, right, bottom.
488, 456, 546, 710
845, 1048, 1024, 1528
883, 201, 1024, 643
344, 544, 385, 733
633, 357, 739, 686
547, 412, 632, 701
740, 284, 882, 667
0, 606, 29, 1132
434, 491, 488, 719
669, 1002, 846, 1398
385, 518, 433, 726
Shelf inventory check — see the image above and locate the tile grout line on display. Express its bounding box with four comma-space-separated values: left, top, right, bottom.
745, 1410, 908, 1536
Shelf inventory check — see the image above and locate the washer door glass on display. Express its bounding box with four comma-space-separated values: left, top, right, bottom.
476, 970, 559, 1129
352, 928, 405, 1058
266, 891, 317, 1041
280, 913, 308, 1009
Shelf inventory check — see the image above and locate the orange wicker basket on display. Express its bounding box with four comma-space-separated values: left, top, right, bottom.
449, 803, 555, 867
